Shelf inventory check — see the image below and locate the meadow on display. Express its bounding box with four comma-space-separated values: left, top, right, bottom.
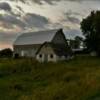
0, 55, 100, 100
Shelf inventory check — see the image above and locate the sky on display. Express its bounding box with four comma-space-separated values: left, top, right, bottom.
0, 0, 100, 50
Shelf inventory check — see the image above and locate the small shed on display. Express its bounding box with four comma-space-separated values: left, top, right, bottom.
36, 42, 72, 62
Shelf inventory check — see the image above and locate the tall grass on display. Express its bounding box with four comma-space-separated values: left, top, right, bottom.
0, 56, 100, 100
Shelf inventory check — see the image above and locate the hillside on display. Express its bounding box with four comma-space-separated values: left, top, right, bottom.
0, 56, 100, 100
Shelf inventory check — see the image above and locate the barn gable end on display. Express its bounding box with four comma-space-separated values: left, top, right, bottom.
52, 29, 67, 45
36, 43, 57, 62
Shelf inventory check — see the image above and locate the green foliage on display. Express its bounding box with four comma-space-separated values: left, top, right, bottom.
0, 56, 100, 100
74, 36, 83, 49
81, 11, 100, 55
0, 48, 13, 58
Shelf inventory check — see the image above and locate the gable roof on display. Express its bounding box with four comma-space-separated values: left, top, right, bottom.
36, 42, 71, 57
14, 29, 62, 45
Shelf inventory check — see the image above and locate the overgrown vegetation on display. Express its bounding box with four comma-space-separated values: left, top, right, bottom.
0, 56, 100, 100
0, 48, 13, 58
81, 10, 100, 55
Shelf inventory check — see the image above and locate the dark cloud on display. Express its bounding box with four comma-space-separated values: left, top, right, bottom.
67, 16, 80, 24
9, 0, 62, 5
0, 11, 50, 31
0, 2, 11, 11
30, 0, 62, 4
23, 13, 50, 28
9, 0, 100, 5
66, 10, 83, 17
64, 11, 81, 24
0, 14, 26, 29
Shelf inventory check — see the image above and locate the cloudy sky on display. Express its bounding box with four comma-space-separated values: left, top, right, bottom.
0, 0, 100, 49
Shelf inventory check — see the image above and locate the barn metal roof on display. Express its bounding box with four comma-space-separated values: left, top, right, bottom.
14, 29, 60, 45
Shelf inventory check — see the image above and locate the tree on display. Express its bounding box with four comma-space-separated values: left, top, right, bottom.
69, 36, 83, 49
0, 48, 13, 58
81, 11, 100, 56
74, 36, 83, 49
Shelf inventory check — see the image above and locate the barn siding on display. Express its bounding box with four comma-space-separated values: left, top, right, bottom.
36, 54, 45, 62
36, 45, 57, 62
14, 44, 41, 57
48, 54, 57, 62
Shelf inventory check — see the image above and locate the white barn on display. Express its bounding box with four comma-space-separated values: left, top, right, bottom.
13, 29, 72, 62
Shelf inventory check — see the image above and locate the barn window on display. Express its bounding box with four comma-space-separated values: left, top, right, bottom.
50, 54, 54, 58
39, 54, 42, 58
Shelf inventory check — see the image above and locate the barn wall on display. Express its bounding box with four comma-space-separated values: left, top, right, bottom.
36, 45, 57, 62
36, 54, 57, 62
48, 54, 57, 62
36, 54, 45, 62
14, 44, 41, 57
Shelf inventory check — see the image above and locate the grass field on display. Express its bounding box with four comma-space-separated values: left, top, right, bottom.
0, 55, 100, 100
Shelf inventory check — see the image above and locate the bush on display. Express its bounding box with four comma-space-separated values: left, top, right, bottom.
0, 48, 13, 58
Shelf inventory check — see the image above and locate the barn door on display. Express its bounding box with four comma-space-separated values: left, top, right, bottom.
44, 54, 48, 62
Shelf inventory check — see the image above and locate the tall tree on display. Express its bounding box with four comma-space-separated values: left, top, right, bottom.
81, 11, 100, 55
